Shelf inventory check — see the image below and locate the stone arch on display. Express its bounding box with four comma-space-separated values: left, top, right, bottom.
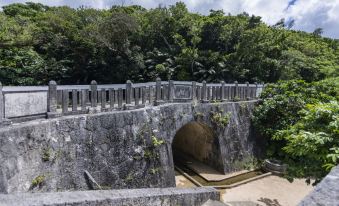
171, 121, 223, 173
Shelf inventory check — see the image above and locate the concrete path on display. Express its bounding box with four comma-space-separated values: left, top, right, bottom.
176, 151, 251, 181
220, 175, 314, 206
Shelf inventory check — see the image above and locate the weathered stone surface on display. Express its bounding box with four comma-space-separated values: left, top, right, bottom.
0, 187, 219, 206
298, 165, 339, 206
174, 85, 192, 100
0, 101, 263, 194
4, 92, 47, 118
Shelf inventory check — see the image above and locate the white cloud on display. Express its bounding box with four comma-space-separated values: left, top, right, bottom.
285, 0, 339, 38
1, 0, 339, 38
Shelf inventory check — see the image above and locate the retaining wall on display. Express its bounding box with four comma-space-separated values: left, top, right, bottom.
0, 187, 219, 206
0, 101, 263, 194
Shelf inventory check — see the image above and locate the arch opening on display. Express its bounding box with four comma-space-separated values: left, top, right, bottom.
172, 121, 221, 173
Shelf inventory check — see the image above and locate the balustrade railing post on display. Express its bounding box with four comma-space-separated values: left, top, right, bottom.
62, 90, 69, 114
148, 86, 153, 104
168, 80, 174, 102
47, 80, 59, 118
202, 80, 208, 103
81, 89, 88, 111
126, 80, 132, 105
221, 81, 225, 101
90, 80, 97, 108
192, 81, 197, 102
109, 89, 114, 109
212, 86, 216, 100
118, 88, 123, 109
245, 81, 249, 100
0, 82, 9, 125
135, 87, 140, 107
0, 82, 3, 123
72, 90, 78, 112
101, 89, 106, 111
155, 77, 164, 105
197, 85, 201, 101
141, 86, 146, 106
124, 80, 134, 110
255, 82, 259, 98
234, 81, 238, 100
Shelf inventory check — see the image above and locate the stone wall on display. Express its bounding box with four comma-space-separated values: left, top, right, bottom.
0, 101, 263, 194
0, 187, 219, 206
298, 165, 339, 206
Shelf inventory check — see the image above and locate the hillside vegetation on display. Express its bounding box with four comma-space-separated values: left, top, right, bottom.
0, 2, 338, 85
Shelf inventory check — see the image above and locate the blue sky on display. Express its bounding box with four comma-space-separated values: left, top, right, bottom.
1, 0, 338, 39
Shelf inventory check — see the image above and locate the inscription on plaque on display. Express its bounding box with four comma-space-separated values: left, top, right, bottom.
174, 85, 192, 99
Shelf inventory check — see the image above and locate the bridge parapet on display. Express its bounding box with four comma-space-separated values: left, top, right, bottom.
0, 79, 264, 123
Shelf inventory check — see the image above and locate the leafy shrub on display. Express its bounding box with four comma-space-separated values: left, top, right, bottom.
211, 111, 231, 127
253, 80, 337, 139
253, 79, 338, 181
274, 101, 339, 182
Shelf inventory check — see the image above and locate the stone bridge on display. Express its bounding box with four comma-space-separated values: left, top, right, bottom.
0, 79, 264, 194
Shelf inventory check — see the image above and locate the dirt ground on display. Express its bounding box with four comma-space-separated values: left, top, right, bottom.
220, 175, 314, 206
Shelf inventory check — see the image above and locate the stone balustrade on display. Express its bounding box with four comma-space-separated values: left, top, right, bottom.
0, 79, 264, 124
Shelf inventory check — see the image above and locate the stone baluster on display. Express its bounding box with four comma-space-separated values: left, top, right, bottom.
245, 81, 250, 100
135, 87, 140, 107
126, 80, 132, 105
221, 81, 225, 101
90, 80, 97, 108
212, 86, 216, 100
57, 90, 62, 106
155, 78, 164, 105
114, 89, 118, 105
0, 82, 4, 123
47, 80, 58, 118
207, 87, 211, 100
81, 89, 88, 111
202, 81, 208, 103
197, 86, 201, 101
162, 84, 168, 101
191, 81, 197, 102
62, 90, 69, 114
255, 82, 258, 98
168, 80, 174, 102
101, 89, 106, 111
234, 81, 238, 100
118, 88, 123, 109
148, 86, 153, 104
141, 86, 146, 106
72, 89, 78, 112
109, 89, 114, 109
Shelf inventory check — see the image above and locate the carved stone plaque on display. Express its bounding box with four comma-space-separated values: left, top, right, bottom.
174, 85, 192, 99
4, 92, 47, 118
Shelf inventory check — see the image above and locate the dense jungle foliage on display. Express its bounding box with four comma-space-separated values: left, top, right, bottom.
0, 2, 338, 85
253, 78, 339, 183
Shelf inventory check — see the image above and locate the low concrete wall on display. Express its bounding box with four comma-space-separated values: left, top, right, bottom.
0, 101, 263, 194
298, 166, 339, 206
0, 187, 219, 206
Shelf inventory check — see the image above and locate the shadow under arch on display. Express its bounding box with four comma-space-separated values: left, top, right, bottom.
172, 121, 223, 173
